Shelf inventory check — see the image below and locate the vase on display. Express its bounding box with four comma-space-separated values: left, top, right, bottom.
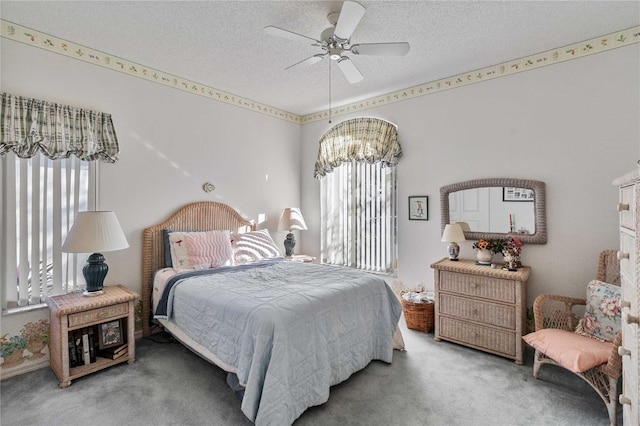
476, 249, 493, 265
27, 340, 47, 359
2, 350, 25, 368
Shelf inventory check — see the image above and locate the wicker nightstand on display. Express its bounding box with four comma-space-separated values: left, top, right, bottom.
46, 285, 139, 388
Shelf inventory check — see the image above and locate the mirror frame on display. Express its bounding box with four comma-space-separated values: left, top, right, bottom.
440, 178, 547, 244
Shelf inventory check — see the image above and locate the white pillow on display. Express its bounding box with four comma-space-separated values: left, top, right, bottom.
168, 230, 233, 271
230, 229, 282, 264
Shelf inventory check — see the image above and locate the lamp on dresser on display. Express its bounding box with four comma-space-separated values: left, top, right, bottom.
441, 223, 465, 261
62, 211, 129, 296
277, 207, 308, 257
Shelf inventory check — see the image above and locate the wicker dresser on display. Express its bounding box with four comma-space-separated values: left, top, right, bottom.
430, 258, 530, 364
613, 169, 640, 426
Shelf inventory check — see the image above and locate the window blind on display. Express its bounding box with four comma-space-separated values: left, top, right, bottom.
1, 153, 94, 309
320, 160, 397, 274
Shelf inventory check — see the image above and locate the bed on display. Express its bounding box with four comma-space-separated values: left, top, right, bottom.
141, 201, 403, 425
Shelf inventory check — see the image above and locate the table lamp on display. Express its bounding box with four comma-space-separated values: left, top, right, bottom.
441, 223, 465, 261
62, 211, 129, 296
277, 207, 308, 257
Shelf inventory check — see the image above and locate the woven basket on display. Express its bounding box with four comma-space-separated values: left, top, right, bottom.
401, 298, 434, 332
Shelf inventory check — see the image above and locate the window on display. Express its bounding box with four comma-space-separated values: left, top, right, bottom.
315, 118, 402, 275
1, 92, 117, 311
320, 160, 398, 274
1, 153, 95, 309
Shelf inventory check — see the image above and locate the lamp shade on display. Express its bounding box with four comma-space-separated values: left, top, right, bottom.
277, 208, 308, 232
441, 224, 466, 243
62, 211, 129, 253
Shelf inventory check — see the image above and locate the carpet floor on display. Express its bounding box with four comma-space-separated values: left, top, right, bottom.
1, 318, 620, 425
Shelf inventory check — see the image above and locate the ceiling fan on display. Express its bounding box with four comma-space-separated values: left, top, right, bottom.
264, 0, 410, 84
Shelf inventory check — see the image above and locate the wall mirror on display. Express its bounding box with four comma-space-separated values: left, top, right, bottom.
440, 178, 547, 244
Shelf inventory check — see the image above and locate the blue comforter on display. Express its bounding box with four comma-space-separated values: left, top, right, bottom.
154, 259, 402, 425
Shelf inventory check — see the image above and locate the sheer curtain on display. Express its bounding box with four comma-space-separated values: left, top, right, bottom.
1, 93, 118, 309
316, 118, 401, 274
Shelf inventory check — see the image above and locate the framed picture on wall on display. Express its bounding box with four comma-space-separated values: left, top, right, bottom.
503, 187, 534, 202
98, 319, 123, 349
409, 196, 428, 220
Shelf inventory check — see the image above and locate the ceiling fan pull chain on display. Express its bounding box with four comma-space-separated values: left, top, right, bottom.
329, 59, 332, 124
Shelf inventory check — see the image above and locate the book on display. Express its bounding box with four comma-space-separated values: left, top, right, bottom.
97, 344, 128, 360
88, 327, 96, 363
82, 333, 90, 365
74, 331, 84, 365
68, 339, 77, 368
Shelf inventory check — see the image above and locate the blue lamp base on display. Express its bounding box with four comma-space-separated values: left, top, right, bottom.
83, 252, 108, 296
283, 233, 296, 257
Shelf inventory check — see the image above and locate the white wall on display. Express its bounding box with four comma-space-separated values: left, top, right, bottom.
300, 45, 640, 306
1, 39, 302, 334
2, 36, 639, 337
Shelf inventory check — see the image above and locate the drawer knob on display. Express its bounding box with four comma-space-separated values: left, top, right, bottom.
619, 395, 632, 406
471, 309, 479, 316
618, 346, 631, 357
617, 251, 629, 260
470, 283, 478, 289
617, 202, 630, 212
626, 313, 640, 325
621, 300, 631, 309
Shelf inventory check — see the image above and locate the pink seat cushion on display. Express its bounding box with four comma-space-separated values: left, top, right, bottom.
523, 328, 613, 373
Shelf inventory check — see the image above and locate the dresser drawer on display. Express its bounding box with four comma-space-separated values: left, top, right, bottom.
621, 275, 638, 316
439, 316, 516, 356
439, 271, 515, 303
619, 231, 636, 281
619, 184, 636, 231
439, 293, 515, 329
621, 367, 639, 426
68, 302, 129, 328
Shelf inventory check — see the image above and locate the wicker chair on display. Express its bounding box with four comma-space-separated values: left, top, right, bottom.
530, 250, 622, 426
596, 249, 620, 285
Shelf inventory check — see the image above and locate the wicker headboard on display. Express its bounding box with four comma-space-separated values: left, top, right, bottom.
141, 201, 256, 336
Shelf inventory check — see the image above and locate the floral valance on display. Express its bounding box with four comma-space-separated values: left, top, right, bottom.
0, 92, 119, 162
313, 117, 402, 178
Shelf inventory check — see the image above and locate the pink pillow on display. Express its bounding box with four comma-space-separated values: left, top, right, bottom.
522, 328, 613, 373
168, 230, 233, 271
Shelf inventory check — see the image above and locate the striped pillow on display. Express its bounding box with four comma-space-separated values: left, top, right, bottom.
231, 229, 282, 264
168, 230, 233, 271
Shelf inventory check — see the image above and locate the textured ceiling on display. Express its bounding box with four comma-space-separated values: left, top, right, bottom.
2, 1, 639, 116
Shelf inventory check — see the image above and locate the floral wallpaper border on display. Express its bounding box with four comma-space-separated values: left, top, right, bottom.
2, 19, 638, 124
302, 25, 640, 123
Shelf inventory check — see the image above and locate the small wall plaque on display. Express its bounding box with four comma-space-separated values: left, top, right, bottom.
202, 182, 215, 193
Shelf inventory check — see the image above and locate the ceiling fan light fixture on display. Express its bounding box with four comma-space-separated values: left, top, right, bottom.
264, 0, 409, 84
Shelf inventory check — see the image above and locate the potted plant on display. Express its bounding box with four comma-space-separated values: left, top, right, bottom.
472, 239, 504, 265
21, 319, 50, 359
1, 334, 27, 368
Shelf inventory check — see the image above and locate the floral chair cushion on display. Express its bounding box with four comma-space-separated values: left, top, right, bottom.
575, 280, 621, 342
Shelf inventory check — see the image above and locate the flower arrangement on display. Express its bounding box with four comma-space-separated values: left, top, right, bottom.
0, 334, 27, 358
472, 239, 505, 254
21, 319, 50, 345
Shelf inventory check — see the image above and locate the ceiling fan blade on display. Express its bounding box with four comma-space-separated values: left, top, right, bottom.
351, 42, 410, 56
285, 54, 327, 70
333, 1, 366, 42
264, 26, 320, 44
337, 56, 364, 83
